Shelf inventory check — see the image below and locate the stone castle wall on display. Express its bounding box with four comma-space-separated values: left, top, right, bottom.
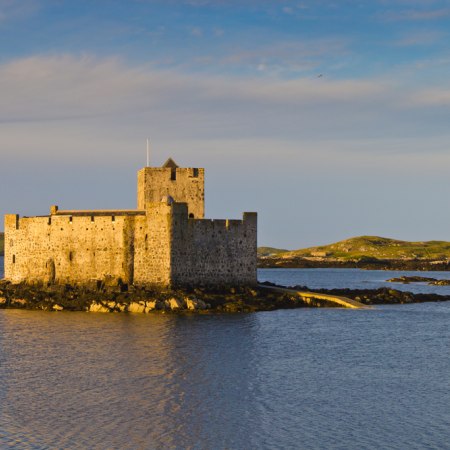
133, 203, 172, 286
170, 205, 257, 286
4, 211, 143, 285
137, 167, 205, 218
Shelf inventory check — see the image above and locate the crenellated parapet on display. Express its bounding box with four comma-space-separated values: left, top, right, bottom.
137, 158, 204, 218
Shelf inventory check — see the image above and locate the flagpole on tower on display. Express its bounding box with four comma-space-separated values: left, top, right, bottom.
146, 138, 150, 167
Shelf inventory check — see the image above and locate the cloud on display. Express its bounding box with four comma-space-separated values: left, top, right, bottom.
190, 26, 203, 37
0, 0, 38, 23
213, 27, 224, 37
219, 39, 350, 75
381, 7, 450, 21
407, 88, 450, 106
394, 30, 446, 46
0, 55, 157, 121
0, 53, 449, 170
0, 53, 388, 124
282, 6, 294, 15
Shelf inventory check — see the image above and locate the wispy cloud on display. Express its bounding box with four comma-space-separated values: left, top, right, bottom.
190, 26, 203, 37
0, 54, 390, 123
0, 0, 38, 23
282, 6, 294, 15
393, 30, 447, 46
219, 39, 350, 75
2, 51, 448, 162
407, 88, 450, 106
381, 7, 450, 21
0, 53, 448, 165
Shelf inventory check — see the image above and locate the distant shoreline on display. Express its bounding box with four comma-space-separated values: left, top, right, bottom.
258, 258, 450, 271
258, 235, 450, 271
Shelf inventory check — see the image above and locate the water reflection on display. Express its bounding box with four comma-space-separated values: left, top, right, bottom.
2, 260, 450, 449
0, 311, 262, 449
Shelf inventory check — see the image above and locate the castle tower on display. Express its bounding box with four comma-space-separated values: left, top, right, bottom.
137, 158, 205, 218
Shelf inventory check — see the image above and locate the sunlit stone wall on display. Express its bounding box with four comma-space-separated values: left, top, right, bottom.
137, 166, 205, 219
4, 163, 257, 288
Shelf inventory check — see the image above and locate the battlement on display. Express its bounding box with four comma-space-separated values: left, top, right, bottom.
52, 208, 146, 217
137, 158, 205, 218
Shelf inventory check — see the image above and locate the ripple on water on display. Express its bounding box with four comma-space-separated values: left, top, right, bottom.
0, 271, 450, 448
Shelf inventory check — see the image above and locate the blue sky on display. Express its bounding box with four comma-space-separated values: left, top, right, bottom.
1, 0, 450, 248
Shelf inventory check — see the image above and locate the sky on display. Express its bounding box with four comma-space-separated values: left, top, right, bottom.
1, 0, 450, 249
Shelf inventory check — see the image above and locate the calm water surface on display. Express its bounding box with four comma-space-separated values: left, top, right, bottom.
259, 267, 450, 295
1, 258, 450, 449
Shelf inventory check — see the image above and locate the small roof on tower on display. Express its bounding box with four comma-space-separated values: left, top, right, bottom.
162, 158, 179, 169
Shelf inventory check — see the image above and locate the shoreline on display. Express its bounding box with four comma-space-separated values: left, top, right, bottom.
2, 279, 450, 313
271, 285, 450, 305
0, 280, 314, 313
258, 259, 450, 271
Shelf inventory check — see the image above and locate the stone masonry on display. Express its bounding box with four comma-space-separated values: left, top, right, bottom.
4, 158, 257, 288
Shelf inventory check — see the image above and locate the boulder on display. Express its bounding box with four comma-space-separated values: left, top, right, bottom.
52, 304, 63, 311
89, 302, 110, 313
196, 299, 208, 310
128, 302, 146, 313
387, 276, 436, 283
144, 300, 158, 312
185, 298, 197, 310
166, 298, 183, 310
11, 298, 27, 306
115, 303, 127, 312
429, 279, 450, 286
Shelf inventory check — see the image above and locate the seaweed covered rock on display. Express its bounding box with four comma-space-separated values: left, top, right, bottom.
0, 280, 315, 313
387, 276, 437, 283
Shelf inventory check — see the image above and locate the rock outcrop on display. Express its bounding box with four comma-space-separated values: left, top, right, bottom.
2, 279, 450, 313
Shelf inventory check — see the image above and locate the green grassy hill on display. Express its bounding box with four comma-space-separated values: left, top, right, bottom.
0, 232, 3, 256
259, 236, 450, 261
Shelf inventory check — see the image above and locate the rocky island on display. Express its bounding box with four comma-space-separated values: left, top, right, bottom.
387, 275, 450, 285
259, 236, 450, 271
0, 280, 331, 313
4, 160, 450, 314
2, 278, 450, 313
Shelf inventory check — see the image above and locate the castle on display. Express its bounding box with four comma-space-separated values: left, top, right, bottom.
4, 159, 257, 288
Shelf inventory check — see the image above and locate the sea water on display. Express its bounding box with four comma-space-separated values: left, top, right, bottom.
259, 267, 450, 295
1, 258, 450, 449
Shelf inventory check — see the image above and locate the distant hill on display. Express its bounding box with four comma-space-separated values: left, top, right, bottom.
286, 236, 450, 260
257, 246, 289, 257
0, 232, 3, 256
259, 236, 450, 270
